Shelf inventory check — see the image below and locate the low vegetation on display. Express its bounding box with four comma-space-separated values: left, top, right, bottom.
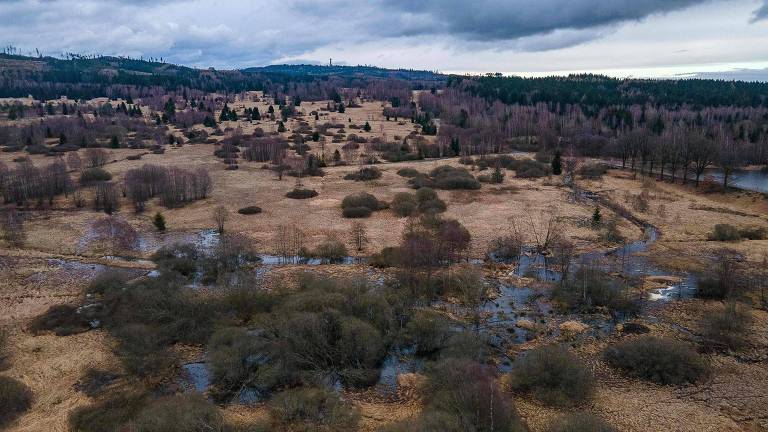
286, 188, 318, 199
701, 302, 753, 351
0, 376, 33, 429
270, 387, 359, 431
514, 159, 550, 178
507, 345, 595, 407
341, 192, 388, 218
549, 413, 618, 432
79, 167, 112, 184
343, 166, 382, 181
604, 336, 708, 385
708, 223, 766, 241
237, 205, 262, 215
408, 165, 481, 190
386, 358, 526, 432
28, 304, 91, 336
391, 187, 446, 217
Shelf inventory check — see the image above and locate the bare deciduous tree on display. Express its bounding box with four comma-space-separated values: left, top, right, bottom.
0, 207, 25, 247
349, 221, 368, 253
213, 205, 228, 234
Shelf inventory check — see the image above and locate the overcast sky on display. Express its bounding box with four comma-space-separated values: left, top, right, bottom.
1, 0, 767, 80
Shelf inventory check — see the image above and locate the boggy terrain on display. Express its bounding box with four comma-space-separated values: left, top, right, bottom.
1, 75, 768, 432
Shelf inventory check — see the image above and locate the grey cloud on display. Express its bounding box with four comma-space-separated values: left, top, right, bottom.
751, 0, 768, 21
681, 67, 768, 81
373, 0, 711, 41
0, 0, 752, 69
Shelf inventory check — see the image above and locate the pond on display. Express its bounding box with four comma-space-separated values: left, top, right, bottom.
704, 168, 768, 194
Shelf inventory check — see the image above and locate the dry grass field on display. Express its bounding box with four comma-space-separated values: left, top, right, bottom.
1, 93, 767, 432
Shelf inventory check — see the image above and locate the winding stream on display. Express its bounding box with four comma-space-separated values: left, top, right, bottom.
177, 222, 699, 400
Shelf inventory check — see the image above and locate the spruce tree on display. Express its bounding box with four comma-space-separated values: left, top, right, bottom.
551, 150, 563, 175
153, 212, 166, 232
592, 206, 602, 227
492, 166, 504, 183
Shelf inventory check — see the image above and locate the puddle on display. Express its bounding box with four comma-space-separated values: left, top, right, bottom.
376, 346, 424, 395
180, 362, 210, 393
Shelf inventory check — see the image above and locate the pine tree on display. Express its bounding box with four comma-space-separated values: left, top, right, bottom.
252, 107, 261, 121
277, 121, 286, 133
219, 103, 230, 122
491, 166, 504, 183
363, 121, 371, 132
153, 212, 166, 232
333, 149, 341, 163
551, 150, 562, 175
164, 98, 176, 120
592, 206, 602, 227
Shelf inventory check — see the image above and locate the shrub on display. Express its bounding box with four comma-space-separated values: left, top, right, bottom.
515, 159, 550, 178
701, 302, 753, 351
342, 206, 372, 218
80, 167, 112, 184
270, 387, 359, 431
508, 345, 595, 406
397, 167, 420, 178
129, 394, 226, 432
74, 368, 118, 397
69, 393, 146, 432
238, 206, 262, 215
404, 310, 452, 355
0, 328, 8, 370
87, 271, 127, 295
577, 163, 609, 179
208, 328, 264, 399
604, 336, 708, 385
708, 224, 741, 241
126, 154, 143, 161
423, 358, 526, 432
429, 165, 481, 190
549, 412, 618, 432
738, 226, 766, 240
0, 376, 33, 429
488, 235, 522, 262
371, 246, 402, 268
312, 238, 349, 263
415, 187, 438, 203
151, 244, 199, 277
344, 167, 382, 181
418, 198, 447, 214
341, 192, 386, 218
391, 192, 418, 217
286, 188, 318, 199
414, 187, 446, 214
113, 324, 179, 378
28, 304, 90, 336
152, 212, 166, 232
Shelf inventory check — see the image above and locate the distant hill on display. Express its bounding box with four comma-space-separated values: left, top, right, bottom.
0, 53, 259, 99
2, 53, 767, 107
243, 64, 446, 82
0, 54, 445, 99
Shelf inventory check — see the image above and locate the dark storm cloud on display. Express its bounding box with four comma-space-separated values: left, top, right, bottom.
684, 67, 768, 81
373, 0, 710, 40
751, 0, 768, 21
0, 0, 761, 70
